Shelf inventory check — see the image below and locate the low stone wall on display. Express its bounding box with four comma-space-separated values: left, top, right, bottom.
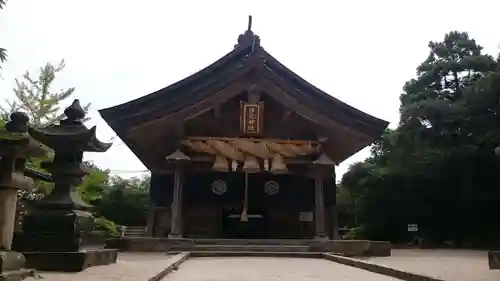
105, 237, 195, 252
488, 250, 500, 269
322, 253, 443, 281
309, 240, 371, 256
366, 241, 392, 257
307, 240, 391, 256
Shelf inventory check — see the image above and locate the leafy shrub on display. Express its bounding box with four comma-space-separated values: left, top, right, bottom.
342, 225, 369, 240
93, 217, 120, 238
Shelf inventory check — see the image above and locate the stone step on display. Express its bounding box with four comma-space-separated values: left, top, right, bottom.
193, 238, 313, 246
123, 226, 146, 237
171, 244, 310, 252
167, 251, 322, 258
125, 226, 146, 229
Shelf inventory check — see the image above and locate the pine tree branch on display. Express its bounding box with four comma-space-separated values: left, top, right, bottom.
5, 59, 87, 126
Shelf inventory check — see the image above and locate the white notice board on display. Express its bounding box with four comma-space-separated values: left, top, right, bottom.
299, 212, 313, 222
407, 224, 418, 232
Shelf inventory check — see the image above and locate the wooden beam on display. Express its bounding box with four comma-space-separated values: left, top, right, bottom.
183, 136, 320, 146
127, 81, 247, 138
259, 79, 341, 132
213, 104, 222, 118
257, 68, 374, 140
282, 110, 292, 121
186, 155, 316, 165
257, 78, 372, 157
246, 83, 262, 103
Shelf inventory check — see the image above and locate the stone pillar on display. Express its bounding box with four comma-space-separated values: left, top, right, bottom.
0, 112, 45, 280
0, 187, 18, 250
314, 173, 328, 240
169, 169, 184, 238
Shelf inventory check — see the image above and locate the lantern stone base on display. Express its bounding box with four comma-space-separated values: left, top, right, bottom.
15, 208, 110, 252
23, 249, 118, 272
13, 208, 118, 272
0, 251, 34, 281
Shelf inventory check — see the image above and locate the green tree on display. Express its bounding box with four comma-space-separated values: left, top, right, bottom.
340, 31, 500, 246
0, 60, 94, 199
94, 175, 150, 226
0, 0, 7, 74
0, 60, 90, 125
400, 32, 496, 148
78, 161, 110, 204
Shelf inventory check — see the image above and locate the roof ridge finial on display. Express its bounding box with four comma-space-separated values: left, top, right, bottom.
247, 15, 253, 31
235, 15, 260, 49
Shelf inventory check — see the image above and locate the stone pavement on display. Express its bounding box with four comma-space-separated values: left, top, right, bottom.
24, 253, 178, 281
361, 249, 500, 281
165, 257, 399, 281
21, 249, 500, 280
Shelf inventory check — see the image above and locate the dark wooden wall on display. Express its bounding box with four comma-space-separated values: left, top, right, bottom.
150, 170, 336, 239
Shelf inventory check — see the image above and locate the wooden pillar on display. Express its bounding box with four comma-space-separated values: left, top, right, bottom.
146, 203, 156, 237
314, 172, 328, 240
168, 168, 184, 238
331, 167, 341, 239
165, 148, 190, 238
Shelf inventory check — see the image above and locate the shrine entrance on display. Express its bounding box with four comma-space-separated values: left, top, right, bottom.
220, 173, 270, 239
221, 206, 268, 239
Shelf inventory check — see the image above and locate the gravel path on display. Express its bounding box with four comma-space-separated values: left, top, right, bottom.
25, 253, 176, 281
362, 249, 500, 281
165, 257, 399, 281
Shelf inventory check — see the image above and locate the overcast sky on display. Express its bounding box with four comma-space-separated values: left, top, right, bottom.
1, 0, 499, 179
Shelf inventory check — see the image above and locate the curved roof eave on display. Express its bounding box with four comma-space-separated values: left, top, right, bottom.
260, 51, 389, 136
98, 43, 254, 125
99, 36, 388, 138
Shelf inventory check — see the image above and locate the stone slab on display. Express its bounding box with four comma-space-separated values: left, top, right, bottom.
322, 253, 444, 281
187, 251, 322, 258
105, 238, 194, 252
0, 269, 34, 281
148, 252, 190, 281
165, 256, 400, 280
366, 249, 500, 281
23, 249, 118, 272
489, 251, 500, 270
23, 253, 183, 281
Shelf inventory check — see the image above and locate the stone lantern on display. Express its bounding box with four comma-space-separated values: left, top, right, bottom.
0, 112, 47, 280
16, 100, 118, 272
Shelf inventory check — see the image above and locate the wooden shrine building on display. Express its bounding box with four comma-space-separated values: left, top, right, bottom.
99, 17, 388, 240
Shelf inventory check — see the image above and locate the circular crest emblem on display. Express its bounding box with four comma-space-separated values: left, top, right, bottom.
211, 180, 227, 195
264, 180, 279, 195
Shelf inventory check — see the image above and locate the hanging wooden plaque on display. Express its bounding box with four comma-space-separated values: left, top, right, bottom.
240, 102, 264, 135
